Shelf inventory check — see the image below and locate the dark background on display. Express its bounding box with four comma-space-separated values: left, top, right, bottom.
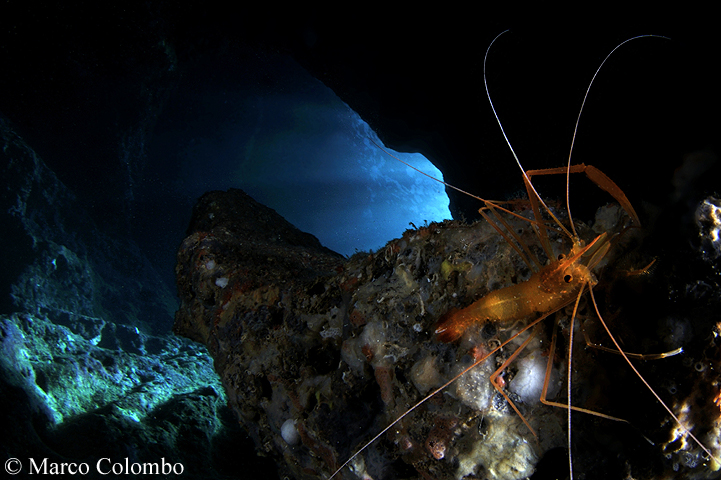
2, 5, 718, 269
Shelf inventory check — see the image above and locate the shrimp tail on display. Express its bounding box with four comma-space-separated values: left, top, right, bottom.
435, 308, 469, 343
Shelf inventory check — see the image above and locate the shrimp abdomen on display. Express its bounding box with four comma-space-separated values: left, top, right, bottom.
435, 254, 592, 343
435, 280, 539, 342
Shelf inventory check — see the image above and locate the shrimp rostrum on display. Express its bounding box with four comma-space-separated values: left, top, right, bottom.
328, 34, 721, 480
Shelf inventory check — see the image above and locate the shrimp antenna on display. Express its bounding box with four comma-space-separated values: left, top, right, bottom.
483, 31, 567, 235
368, 139, 487, 204
564, 34, 670, 236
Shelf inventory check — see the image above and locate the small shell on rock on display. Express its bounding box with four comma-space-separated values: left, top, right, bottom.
281, 419, 299, 446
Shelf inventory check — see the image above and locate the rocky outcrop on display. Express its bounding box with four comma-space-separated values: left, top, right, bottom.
0, 115, 177, 334
0, 117, 259, 479
174, 188, 721, 480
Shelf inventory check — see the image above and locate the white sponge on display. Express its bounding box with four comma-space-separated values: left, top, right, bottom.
509, 351, 547, 404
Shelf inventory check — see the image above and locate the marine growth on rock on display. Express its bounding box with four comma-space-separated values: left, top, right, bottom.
174, 188, 721, 480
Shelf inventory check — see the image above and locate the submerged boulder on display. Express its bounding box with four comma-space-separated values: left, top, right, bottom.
174, 188, 721, 480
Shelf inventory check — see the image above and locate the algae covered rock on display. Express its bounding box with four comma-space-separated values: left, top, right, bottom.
174, 188, 721, 480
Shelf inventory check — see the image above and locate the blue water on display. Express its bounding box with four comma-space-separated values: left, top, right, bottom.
156, 55, 451, 256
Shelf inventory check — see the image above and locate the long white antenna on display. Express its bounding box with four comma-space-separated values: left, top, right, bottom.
483, 31, 556, 224
563, 35, 670, 235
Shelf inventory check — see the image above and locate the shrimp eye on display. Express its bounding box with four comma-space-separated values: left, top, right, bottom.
563, 274, 572, 283
557, 254, 566, 260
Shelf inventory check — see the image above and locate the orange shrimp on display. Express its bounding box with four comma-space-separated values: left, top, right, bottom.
330, 32, 720, 480
435, 232, 609, 343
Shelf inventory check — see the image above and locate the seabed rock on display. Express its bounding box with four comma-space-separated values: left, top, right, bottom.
174, 188, 721, 480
